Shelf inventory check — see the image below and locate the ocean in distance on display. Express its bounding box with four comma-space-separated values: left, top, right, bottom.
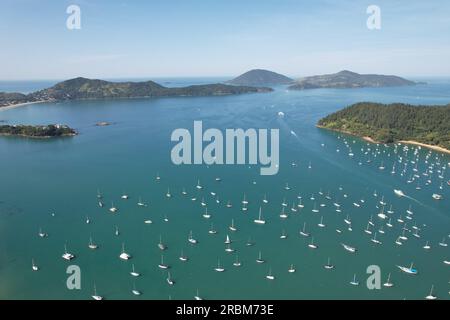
0, 77, 449, 299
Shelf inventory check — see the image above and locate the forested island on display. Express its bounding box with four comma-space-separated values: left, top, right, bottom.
0, 124, 77, 138
0, 77, 272, 108
317, 102, 450, 151
227, 69, 293, 86
289, 70, 417, 90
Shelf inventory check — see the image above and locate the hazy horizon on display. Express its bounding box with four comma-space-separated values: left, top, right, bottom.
2, 0, 450, 80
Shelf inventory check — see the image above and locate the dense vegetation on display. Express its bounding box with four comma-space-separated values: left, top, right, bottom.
0, 92, 34, 107
0, 77, 272, 108
227, 69, 293, 86
289, 70, 416, 90
318, 102, 450, 149
0, 124, 76, 137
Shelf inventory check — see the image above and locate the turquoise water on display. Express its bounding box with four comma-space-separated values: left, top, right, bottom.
0, 79, 449, 300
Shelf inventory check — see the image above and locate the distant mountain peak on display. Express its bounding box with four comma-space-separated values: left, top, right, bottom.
337, 70, 358, 76
227, 69, 293, 86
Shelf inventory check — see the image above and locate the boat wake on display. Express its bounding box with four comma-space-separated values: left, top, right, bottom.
394, 189, 423, 206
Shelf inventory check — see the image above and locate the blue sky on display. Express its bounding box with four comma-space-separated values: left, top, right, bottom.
1, 0, 450, 79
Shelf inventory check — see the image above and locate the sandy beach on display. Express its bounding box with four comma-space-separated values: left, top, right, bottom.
398, 140, 450, 155
317, 125, 450, 155
0, 100, 47, 112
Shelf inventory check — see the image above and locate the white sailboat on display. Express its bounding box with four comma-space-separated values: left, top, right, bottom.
214, 259, 225, 272
208, 224, 217, 235
399, 229, 408, 241
425, 285, 437, 300
229, 219, 237, 231
115, 226, 120, 236
290, 202, 297, 213
158, 254, 168, 269
350, 274, 359, 286
88, 236, 98, 250
438, 237, 448, 247
387, 205, 394, 214
109, 202, 118, 213
179, 250, 188, 262
341, 243, 357, 253
423, 241, 431, 250
344, 215, 351, 225
121, 194, 129, 200
364, 223, 372, 235
158, 235, 167, 251
256, 251, 265, 264
92, 284, 103, 300
224, 234, 231, 244
130, 264, 140, 277
194, 289, 202, 300
311, 203, 319, 213
262, 194, 268, 204
308, 237, 318, 249
131, 282, 141, 296
318, 216, 325, 228
386, 218, 393, 228
279, 207, 288, 219
62, 244, 75, 261
406, 205, 413, 215
32, 258, 39, 271
299, 222, 310, 237
202, 207, 211, 219
119, 243, 131, 261
377, 207, 387, 220
38, 227, 48, 238
196, 179, 202, 190
397, 262, 418, 275
266, 268, 275, 280
383, 273, 394, 287
233, 255, 241, 267
280, 230, 288, 239
225, 244, 234, 253
371, 232, 382, 245
137, 197, 146, 207
254, 207, 266, 224
324, 257, 334, 269
242, 193, 248, 205
166, 271, 174, 285
188, 231, 198, 244
288, 264, 296, 273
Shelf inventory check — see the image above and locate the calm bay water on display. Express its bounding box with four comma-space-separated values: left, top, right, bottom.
0, 79, 449, 299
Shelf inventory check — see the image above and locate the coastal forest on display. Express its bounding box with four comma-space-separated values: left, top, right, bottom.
318, 102, 450, 149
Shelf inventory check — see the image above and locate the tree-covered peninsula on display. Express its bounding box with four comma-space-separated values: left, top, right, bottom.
318, 102, 450, 150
